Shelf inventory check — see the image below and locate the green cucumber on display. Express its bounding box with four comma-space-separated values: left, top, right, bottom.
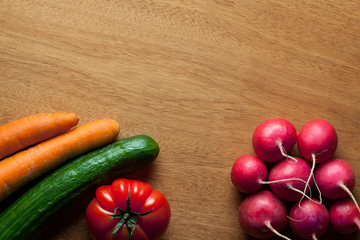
0, 135, 159, 240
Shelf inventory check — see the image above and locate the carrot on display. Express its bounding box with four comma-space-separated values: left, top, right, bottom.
0, 118, 119, 201
0, 112, 79, 160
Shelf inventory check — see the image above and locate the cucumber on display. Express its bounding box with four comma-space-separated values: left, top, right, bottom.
0, 135, 159, 240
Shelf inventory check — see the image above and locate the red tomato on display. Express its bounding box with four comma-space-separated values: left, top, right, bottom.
86, 179, 171, 240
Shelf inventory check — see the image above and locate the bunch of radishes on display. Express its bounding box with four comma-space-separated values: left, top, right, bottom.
231, 118, 360, 240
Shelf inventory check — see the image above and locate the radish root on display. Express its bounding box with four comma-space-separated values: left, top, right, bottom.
312, 173, 323, 204
312, 233, 318, 240
288, 195, 316, 223
259, 178, 314, 203
259, 178, 307, 185
276, 139, 298, 162
339, 182, 360, 214
265, 220, 292, 240
260, 178, 320, 222
287, 185, 314, 203
300, 154, 321, 205
291, 154, 322, 223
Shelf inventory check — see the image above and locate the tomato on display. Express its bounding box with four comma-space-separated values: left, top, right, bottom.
86, 179, 171, 240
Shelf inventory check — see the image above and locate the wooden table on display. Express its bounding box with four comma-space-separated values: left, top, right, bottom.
1, 1, 359, 239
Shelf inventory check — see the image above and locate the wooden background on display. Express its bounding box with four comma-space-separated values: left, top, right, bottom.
1, 0, 360, 239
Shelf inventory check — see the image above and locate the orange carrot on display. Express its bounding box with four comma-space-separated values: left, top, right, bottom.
0, 118, 119, 201
0, 112, 79, 160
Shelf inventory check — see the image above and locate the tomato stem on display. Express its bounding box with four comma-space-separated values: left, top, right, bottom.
109, 188, 153, 239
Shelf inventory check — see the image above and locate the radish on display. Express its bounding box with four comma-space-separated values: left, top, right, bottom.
252, 118, 297, 163
329, 198, 360, 235
231, 155, 268, 193
238, 190, 289, 239
265, 157, 314, 202
297, 119, 338, 164
297, 119, 338, 203
314, 158, 356, 200
289, 199, 329, 240
314, 158, 360, 219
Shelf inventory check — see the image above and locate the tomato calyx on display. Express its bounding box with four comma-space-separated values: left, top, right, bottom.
109, 188, 153, 239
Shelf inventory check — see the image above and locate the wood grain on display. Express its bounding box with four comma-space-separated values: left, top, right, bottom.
0, 0, 359, 239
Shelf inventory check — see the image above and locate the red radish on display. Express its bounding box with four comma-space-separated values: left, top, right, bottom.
297, 119, 338, 164
231, 155, 268, 193
330, 198, 360, 235
266, 157, 313, 201
252, 118, 297, 163
297, 119, 338, 203
238, 190, 289, 239
314, 158, 356, 200
289, 199, 329, 240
